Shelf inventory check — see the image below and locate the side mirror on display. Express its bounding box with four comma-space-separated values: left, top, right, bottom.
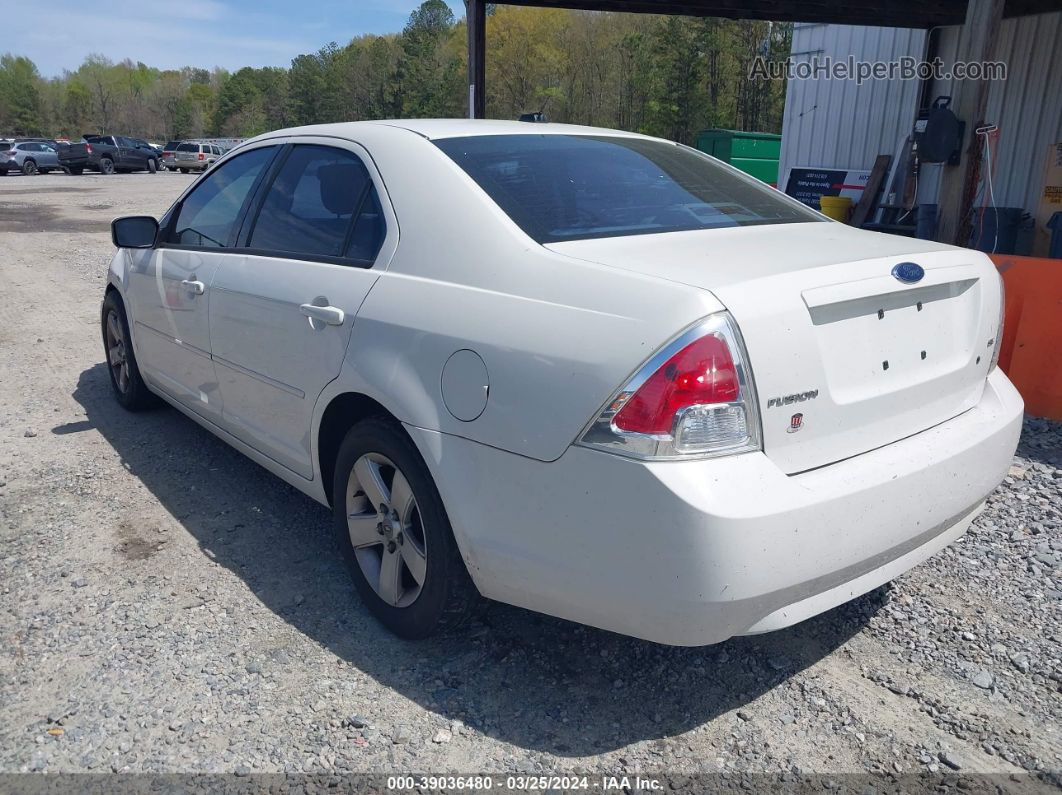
112, 215, 159, 249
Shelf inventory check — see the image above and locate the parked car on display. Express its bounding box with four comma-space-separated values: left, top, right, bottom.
58, 135, 159, 175
160, 140, 182, 171
173, 141, 221, 172
101, 120, 1022, 645
0, 140, 62, 175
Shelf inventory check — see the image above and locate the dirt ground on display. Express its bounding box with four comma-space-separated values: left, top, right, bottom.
0, 172, 1059, 783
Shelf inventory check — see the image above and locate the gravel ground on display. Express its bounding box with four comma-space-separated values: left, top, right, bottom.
0, 173, 1059, 782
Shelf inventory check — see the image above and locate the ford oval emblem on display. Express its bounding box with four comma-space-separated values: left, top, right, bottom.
892, 262, 925, 284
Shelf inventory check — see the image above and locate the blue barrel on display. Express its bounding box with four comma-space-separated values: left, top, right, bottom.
1048, 211, 1062, 260
916, 204, 938, 240
969, 207, 1024, 254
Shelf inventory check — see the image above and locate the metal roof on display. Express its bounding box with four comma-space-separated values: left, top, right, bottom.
494, 0, 1060, 29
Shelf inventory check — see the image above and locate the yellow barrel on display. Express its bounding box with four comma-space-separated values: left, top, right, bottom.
819, 196, 852, 222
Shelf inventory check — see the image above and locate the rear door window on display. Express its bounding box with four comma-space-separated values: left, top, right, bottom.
168, 146, 276, 247
245, 144, 382, 262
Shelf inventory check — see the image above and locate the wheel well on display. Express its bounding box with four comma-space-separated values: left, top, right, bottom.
318, 392, 396, 506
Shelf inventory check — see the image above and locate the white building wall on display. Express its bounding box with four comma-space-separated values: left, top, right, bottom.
919, 12, 1062, 216
780, 13, 1062, 216
779, 23, 927, 185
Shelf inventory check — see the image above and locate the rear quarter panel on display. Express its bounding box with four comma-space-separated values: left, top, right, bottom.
323, 126, 721, 462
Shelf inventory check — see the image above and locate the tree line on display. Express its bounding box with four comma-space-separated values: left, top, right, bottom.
0, 1, 791, 145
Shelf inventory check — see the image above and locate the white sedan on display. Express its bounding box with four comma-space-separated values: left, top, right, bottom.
103, 120, 1022, 645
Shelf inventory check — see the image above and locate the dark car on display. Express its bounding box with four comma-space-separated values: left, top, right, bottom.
58, 135, 160, 175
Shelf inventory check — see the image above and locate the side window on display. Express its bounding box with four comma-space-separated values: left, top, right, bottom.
247, 145, 379, 260
346, 185, 385, 262
169, 146, 275, 248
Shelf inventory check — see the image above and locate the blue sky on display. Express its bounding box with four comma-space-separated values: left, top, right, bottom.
11, 0, 464, 78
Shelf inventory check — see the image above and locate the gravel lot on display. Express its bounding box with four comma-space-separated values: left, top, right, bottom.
0, 173, 1060, 783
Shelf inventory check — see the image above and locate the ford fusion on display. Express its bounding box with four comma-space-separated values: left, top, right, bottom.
102, 120, 1022, 645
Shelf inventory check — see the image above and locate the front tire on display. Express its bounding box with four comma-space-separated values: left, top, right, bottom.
333, 418, 478, 639
66, 166, 84, 175
21, 159, 37, 175
179, 167, 189, 174
147, 158, 157, 173
101, 291, 155, 411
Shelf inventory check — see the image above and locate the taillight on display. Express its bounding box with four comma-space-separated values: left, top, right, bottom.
578, 312, 761, 460
197, 152, 205, 160
989, 268, 1005, 371
85, 143, 93, 153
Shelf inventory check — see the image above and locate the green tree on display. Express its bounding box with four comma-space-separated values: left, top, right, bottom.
0, 54, 43, 135
396, 0, 462, 117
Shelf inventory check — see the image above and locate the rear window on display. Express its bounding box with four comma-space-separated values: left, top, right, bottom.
164, 141, 181, 150
435, 134, 822, 244
84, 135, 107, 144
177, 142, 199, 152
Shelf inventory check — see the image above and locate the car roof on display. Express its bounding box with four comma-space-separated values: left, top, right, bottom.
247, 118, 655, 143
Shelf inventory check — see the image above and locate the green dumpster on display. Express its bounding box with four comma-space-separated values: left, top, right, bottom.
694, 129, 781, 186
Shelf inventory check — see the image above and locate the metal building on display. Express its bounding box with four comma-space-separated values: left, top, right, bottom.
779, 12, 1062, 235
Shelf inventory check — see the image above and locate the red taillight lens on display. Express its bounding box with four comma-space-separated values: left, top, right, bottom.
578, 312, 761, 460
197, 152, 205, 160
613, 334, 739, 434
85, 143, 93, 153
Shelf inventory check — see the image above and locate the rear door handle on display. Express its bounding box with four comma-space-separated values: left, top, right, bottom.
300, 303, 345, 326
180, 279, 205, 295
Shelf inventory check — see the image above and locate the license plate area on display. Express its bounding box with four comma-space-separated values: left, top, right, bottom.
806, 279, 978, 403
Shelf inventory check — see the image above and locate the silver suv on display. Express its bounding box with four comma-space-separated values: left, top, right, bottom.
0, 140, 61, 175
173, 142, 221, 173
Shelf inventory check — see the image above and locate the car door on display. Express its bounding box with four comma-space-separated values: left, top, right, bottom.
40, 143, 60, 169
119, 137, 142, 168
208, 138, 395, 479
126, 143, 280, 423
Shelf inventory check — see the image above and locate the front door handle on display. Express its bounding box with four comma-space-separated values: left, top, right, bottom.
300, 303, 345, 326
180, 279, 205, 295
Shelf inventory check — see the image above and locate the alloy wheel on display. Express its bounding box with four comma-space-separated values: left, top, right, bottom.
105, 309, 130, 393
345, 453, 428, 608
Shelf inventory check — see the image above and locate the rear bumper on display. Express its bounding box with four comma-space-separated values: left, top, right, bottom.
409, 369, 1023, 646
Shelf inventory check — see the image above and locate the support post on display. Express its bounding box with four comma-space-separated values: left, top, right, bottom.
935, 0, 1004, 246
465, 0, 486, 119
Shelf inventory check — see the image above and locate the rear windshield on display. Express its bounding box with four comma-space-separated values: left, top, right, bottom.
177, 142, 199, 152
435, 134, 821, 244
165, 141, 181, 150
84, 135, 107, 144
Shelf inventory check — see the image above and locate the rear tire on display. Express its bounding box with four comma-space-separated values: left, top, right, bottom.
101, 291, 155, 411
66, 166, 84, 175
21, 159, 37, 176
147, 158, 157, 173
99, 157, 115, 175
333, 417, 479, 639
179, 167, 189, 174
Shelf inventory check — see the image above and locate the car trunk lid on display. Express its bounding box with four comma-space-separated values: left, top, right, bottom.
548, 222, 999, 474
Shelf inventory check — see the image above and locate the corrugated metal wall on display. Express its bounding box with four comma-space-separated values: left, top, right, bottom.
779, 23, 927, 183
919, 12, 1062, 216
780, 13, 1062, 216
